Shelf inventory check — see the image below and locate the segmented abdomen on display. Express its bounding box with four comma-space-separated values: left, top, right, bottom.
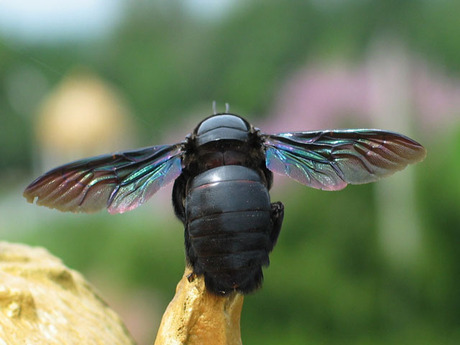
185, 165, 273, 295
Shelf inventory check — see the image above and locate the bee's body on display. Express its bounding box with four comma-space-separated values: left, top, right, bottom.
24, 113, 426, 295
171, 115, 284, 294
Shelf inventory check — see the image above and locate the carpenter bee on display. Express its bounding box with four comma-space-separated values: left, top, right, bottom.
24, 113, 426, 295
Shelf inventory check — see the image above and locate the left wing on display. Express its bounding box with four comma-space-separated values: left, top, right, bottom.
262, 129, 426, 191
24, 144, 184, 214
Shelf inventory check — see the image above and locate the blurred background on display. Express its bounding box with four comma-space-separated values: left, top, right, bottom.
1, 0, 459, 344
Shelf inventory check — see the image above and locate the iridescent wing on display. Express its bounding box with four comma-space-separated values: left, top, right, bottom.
24, 144, 184, 214
262, 129, 426, 191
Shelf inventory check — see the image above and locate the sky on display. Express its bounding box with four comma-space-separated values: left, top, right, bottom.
0, 0, 123, 42
0, 0, 235, 43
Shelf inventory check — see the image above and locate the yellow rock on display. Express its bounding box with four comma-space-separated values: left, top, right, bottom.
0, 242, 135, 345
154, 267, 244, 345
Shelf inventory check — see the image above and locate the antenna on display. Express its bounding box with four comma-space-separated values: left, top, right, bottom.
212, 101, 230, 114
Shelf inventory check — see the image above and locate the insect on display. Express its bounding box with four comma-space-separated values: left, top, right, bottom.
24, 113, 426, 295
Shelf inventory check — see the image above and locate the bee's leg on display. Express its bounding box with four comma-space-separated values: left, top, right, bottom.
172, 174, 187, 224
184, 224, 198, 269
173, 174, 199, 272
269, 201, 284, 251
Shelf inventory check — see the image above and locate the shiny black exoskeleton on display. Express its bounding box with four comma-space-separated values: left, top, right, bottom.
24, 111, 426, 296
172, 115, 284, 294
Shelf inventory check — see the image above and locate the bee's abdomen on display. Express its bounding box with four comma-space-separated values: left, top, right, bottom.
185, 165, 273, 295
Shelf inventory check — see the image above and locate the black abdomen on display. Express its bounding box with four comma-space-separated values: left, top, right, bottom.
185, 165, 273, 295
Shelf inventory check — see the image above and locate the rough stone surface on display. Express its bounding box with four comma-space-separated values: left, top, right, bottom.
0, 242, 135, 345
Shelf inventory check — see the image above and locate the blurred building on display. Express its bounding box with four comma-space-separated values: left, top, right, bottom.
35, 68, 135, 171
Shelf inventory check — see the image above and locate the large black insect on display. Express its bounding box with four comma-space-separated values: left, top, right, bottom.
24, 113, 426, 295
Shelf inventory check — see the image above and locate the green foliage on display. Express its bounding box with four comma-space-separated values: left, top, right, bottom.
2, 0, 460, 156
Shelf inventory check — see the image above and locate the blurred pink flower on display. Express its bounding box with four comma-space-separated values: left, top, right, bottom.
263, 55, 460, 135
265, 64, 372, 133
412, 60, 460, 130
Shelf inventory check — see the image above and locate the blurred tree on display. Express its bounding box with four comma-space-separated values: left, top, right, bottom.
2, 0, 460, 171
